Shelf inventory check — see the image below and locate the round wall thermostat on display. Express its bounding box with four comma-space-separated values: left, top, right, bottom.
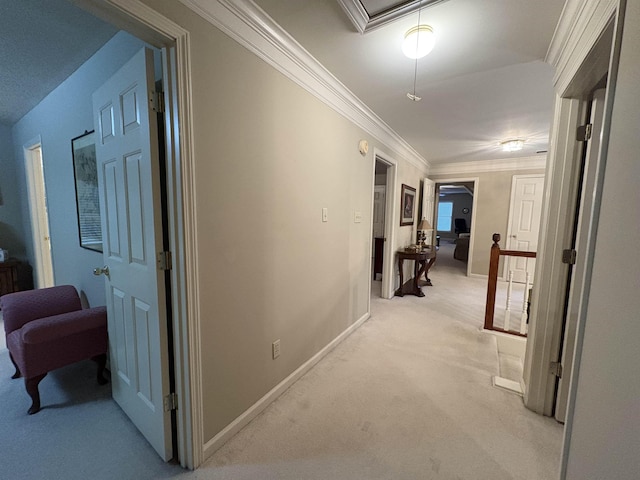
358, 140, 369, 155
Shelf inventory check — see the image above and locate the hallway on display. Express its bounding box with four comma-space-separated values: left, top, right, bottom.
199, 249, 563, 479
0, 247, 563, 479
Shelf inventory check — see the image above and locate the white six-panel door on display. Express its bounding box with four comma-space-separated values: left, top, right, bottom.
506, 175, 544, 283
93, 47, 172, 461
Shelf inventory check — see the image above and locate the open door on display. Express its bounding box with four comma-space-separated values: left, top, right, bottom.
93, 47, 173, 461
555, 88, 607, 423
23, 142, 55, 288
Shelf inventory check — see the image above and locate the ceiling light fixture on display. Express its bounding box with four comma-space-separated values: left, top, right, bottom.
501, 139, 525, 152
405, 2, 433, 102
402, 25, 435, 59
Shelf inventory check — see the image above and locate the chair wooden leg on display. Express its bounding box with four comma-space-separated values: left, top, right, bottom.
9, 352, 21, 379
25, 373, 47, 415
92, 354, 108, 385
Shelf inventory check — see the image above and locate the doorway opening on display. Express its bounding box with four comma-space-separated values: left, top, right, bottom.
370, 152, 398, 299
371, 160, 387, 297
23, 139, 54, 289
433, 180, 477, 277
9, 0, 199, 469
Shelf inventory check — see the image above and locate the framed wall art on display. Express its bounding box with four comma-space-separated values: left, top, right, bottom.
400, 184, 416, 226
71, 130, 103, 252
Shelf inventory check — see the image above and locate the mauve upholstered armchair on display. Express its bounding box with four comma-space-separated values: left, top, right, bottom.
0, 285, 108, 414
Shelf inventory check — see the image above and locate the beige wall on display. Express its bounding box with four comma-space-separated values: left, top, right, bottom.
143, 1, 427, 442
430, 169, 545, 275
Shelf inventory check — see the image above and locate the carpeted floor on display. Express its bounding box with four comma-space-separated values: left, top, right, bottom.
0, 246, 563, 479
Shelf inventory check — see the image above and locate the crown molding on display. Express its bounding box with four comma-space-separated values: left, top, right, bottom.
178, 0, 429, 171
545, 0, 617, 94
429, 156, 546, 176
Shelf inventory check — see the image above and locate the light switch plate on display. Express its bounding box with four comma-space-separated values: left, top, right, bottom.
322, 208, 328, 222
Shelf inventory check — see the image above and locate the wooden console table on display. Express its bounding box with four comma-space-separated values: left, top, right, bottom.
395, 249, 437, 297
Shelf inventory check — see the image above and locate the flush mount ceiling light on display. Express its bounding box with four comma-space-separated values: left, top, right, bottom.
405, 1, 429, 102
501, 139, 525, 152
402, 25, 435, 59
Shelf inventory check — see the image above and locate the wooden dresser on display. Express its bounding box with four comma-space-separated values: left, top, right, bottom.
0, 260, 21, 297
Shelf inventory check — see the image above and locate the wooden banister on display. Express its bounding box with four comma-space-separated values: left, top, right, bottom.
484, 233, 536, 337
484, 234, 501, 331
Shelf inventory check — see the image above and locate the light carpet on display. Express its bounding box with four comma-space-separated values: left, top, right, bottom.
0, 244, 562, 479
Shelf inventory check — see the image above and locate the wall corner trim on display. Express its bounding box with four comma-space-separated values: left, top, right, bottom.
202, 311, 371, 460
177, 0, 429, 171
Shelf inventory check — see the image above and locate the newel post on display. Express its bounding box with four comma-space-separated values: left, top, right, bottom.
484, 233, 501, 330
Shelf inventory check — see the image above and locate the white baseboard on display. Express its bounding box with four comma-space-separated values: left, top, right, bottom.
482, 328, 527, 358
202, 311, 371, 460
492, 376, 524, 396
468, 273, 487, 279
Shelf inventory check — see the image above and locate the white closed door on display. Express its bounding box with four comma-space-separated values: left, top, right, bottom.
93, 47, 172, 461
506, 175, 544, 283
422, 178, 435, 245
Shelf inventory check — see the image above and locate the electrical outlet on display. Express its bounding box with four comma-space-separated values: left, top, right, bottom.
272, 339, 281, 359
354, 211, 363, 223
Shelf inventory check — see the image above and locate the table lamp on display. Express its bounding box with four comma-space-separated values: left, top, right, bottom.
417, 218, 432, 248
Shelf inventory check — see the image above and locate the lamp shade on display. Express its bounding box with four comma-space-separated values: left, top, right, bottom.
418, 218, 432, 230
402, 25, 435, 59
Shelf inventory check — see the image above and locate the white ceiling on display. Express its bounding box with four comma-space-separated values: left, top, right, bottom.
1, 0, 565, 166
255, 0, 565, 164
0, 0, 117, 125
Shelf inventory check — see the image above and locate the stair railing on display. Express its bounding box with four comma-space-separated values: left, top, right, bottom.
484, 233, 536, 337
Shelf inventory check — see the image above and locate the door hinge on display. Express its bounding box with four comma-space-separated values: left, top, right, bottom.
163, 392, 178, 412
157, 251, 173, 271
576, 123, 592, 142
151, 90, 165, 113
562, 249, 577, 265
550, 362, 563, 378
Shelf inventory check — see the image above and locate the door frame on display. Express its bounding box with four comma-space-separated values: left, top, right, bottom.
523, 0, 619, 444
555, 88, 607, 424
431, 177, 479, 277
77, 0, 202, 468
23, 137, 55, 288
371, 148, 397, 299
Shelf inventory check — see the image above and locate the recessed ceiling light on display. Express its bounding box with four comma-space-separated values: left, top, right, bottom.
402, 25, 435, 59
501, 139, 525, 152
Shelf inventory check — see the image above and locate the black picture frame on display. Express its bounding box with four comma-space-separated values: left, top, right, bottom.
400, 184, 416, 226
71, 130, 103, 252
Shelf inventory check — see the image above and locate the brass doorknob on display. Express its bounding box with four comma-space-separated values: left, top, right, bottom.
93, 266, 110, 279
